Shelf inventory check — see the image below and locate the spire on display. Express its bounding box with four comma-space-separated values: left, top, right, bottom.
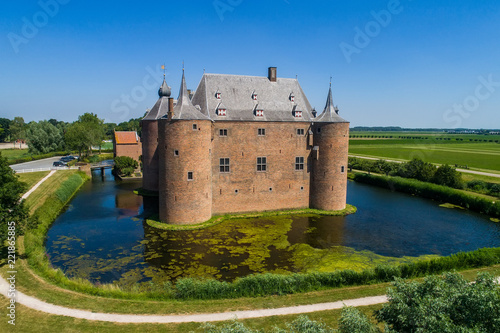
172, 69, 211, 120
158, 66, 171, 98
315, 79, 347, 123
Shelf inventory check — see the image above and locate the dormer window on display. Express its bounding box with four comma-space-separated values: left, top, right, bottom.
290, 92, 295, 102
294, 111, 303, 118
252, 92, 258, 100
217, 107, 227, 116
215, 90, 221, 99
255, 109, 264, 117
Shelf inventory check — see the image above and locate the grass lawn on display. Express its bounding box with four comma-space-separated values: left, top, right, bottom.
349, 140, 500, 171
24, 170, 79, 214
1, 148, 30, 162
17, 171, 50, 190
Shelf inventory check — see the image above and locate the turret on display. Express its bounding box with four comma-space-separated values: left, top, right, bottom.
141, 75, 171, 192
310, 82, 349, 211
158, 69, 213, 224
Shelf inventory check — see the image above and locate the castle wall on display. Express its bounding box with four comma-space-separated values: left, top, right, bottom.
310, 122, 349, 211
159, 119, 212, 224
211, 122, 311, 215
141, 120, 159, 192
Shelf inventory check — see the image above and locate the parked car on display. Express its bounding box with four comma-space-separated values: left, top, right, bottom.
60, 155, 76, 162
53, 161, 67, 167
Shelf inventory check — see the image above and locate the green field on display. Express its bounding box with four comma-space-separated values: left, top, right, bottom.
349, 139, 500, 172
0, 148, 31, 162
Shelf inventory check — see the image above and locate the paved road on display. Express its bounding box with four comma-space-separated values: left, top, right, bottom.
349, 155, 500, 179
10, 156, 64, 172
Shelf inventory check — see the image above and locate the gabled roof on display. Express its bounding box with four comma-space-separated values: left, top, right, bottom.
170, 70, 211, 121
315, 85, 348, 123
114, 131, 140, 144
191, 74, 315, 122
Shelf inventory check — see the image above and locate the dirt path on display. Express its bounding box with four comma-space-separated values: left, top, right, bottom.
0, 276, 387, 323
21, 170, 56, 200
349, 155, 500, 178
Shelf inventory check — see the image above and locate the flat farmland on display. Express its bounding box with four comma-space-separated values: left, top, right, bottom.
349, 139, 500, 172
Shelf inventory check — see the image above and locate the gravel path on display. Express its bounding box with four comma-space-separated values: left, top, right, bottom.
0, 277, 387, 323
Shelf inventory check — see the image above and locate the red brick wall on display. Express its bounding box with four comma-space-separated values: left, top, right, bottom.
211, 122, 312, 215
310, 122, 350, 211
115, 143, 142, 162
159, 119, 213, 225
141, 120, 159, 192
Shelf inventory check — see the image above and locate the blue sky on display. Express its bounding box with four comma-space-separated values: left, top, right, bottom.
1, 0, 499, 128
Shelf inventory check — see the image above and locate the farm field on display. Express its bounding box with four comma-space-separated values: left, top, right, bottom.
349, 139, 500, 172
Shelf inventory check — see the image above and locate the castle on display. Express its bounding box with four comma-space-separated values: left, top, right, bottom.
141, 67, 349, 225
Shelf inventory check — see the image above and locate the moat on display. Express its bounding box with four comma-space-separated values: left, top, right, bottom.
45, 169, 500, 286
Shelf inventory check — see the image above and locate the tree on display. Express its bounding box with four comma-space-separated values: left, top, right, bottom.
397, 158, 436, 182
375, 272, 500, 333
26, 120, 65, 154
10, 116, 27, 142
0, 118, 11, 142
65, 113, 105, 158
0, 152, 29, 244
113, 156, 138, 176
432, 165, 463, 189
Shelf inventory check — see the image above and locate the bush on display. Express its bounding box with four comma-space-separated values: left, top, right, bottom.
375, 272, 500, 333
338, 307, 379, 333
432, 164, 463, 189
113, 156, 138, 176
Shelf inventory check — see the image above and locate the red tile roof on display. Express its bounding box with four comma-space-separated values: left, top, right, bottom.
114, 131, 139, 145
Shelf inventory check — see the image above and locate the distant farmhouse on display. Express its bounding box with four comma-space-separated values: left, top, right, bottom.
113, 131, 142, 162
141, 67, 349, 225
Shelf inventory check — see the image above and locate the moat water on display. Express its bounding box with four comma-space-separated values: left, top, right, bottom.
45, 168, 500, 286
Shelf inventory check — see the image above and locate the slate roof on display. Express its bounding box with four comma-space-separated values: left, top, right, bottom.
143, 77, 172, 120
315, 85, 348, 123
114, 131, 140, 144
170, 71, 211, 121
191, 74, 315, 122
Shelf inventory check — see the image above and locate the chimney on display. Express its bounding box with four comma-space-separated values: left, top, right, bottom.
268, 67, 277, 82
168, 97, 174, 120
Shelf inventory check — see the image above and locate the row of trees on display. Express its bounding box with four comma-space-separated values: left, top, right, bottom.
349, 157, 464, 189
0, 115, 143, 158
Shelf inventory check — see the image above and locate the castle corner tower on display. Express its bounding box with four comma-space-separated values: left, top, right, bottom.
310, 82, 350, 211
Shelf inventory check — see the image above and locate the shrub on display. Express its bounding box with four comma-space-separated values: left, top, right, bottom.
113, 156, 138, 176
338, 307, 379, 333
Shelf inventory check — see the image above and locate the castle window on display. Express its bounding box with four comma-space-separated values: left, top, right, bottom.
257, 157, 267, 172
174, 150, 179, 156
220, 158, 230, 173
300, 186, 304, 191
215, 91, 221, 99
294, 111, 303, 118
187, 172, 193, 181
269, 187, 273, 192
258, 128, 266, 136
290, 92, 295, 102
217, 107, 227, 116
255, 109, 264, 117
252, 92, 257, 100
219, 129, 228, 137
297, 128, 305, 136
192, 124, 197, 130
317, 127, 321, 133
341, 166, 345, 173
295, 157, 304, 171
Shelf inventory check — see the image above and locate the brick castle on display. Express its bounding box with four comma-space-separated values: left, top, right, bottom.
141, 67, 349, 225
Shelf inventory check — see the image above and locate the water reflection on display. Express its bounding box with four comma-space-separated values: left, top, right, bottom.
45, 169, 500, 285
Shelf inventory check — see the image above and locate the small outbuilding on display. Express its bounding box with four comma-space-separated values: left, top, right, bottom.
113, 131, 142, 162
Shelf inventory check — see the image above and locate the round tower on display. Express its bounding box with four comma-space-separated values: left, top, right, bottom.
158, 70, 213, 225
310, 122, 349, 211
141, 77, 172, 192
310, 83, 350, 211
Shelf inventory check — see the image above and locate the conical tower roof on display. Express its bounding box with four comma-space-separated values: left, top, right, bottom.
143, 76, 171, 120
315, 82, 347, 123
172, 70, 211, 120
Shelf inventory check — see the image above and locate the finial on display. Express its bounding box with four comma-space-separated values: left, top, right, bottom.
330, 76, 332, 87
296, 74, 298, 80
203, 68, 206, 74
161, 64, 166, 78
182, 61, 185, 72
